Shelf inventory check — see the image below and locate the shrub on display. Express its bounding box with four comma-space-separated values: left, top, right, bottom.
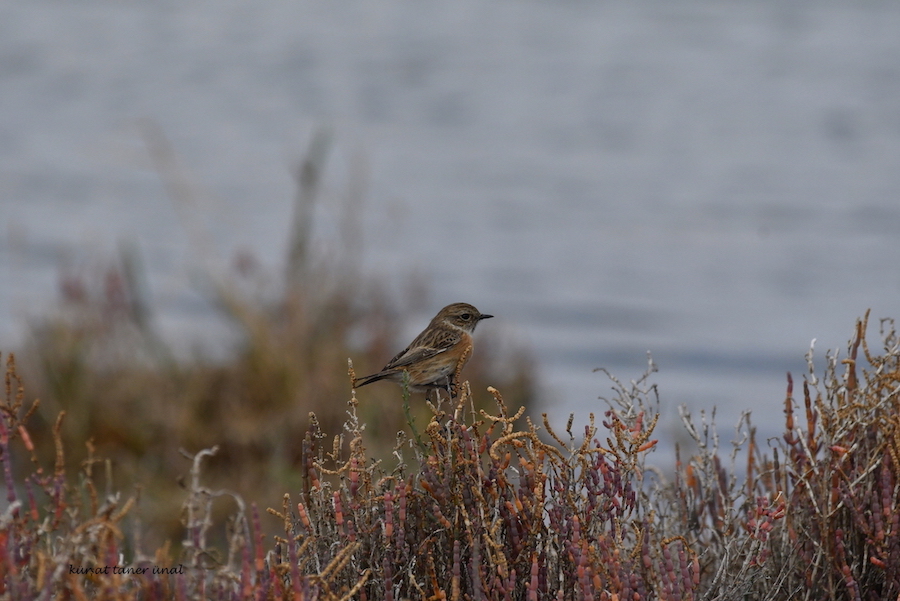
2, 312, 898, 599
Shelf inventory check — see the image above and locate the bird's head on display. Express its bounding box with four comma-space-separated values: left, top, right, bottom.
435, 302, 494, 332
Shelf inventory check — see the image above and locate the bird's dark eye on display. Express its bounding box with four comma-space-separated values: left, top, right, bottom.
461, 313, 472, 320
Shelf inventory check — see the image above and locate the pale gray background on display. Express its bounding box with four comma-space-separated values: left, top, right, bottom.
3, 0, 900, 453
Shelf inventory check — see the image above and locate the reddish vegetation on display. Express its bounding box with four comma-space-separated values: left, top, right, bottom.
2, 312, 899, 599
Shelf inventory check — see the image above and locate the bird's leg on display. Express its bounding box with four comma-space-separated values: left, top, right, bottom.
446, 376, 457, 400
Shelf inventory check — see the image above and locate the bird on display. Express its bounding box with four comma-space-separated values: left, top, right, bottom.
353, 302, 493, 393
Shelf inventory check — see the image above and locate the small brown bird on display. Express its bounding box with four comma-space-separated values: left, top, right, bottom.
354, 302, 493, 393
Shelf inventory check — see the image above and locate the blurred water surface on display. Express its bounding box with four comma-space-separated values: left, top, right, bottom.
3, 0, 900, 450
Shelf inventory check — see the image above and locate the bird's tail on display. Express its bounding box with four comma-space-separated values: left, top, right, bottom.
353, 371, 390, 388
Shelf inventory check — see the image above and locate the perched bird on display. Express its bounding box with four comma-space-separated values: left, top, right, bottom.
354, 302, 493, 393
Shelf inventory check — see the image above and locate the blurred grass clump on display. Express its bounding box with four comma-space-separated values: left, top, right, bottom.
14, 129, 536, 547
1, 310, 899, 599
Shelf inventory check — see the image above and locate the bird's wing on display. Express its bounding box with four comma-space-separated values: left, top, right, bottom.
382, 328, 462, 370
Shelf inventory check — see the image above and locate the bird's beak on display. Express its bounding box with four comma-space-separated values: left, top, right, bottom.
479, 314, 494, 320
